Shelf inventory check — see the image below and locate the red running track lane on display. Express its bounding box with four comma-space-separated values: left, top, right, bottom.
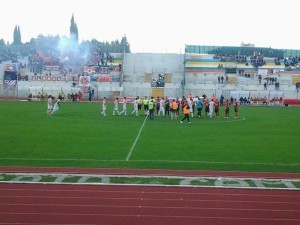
0, 183, 300, 225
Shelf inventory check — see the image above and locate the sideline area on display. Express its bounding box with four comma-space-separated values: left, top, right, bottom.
1, 168, 300, 190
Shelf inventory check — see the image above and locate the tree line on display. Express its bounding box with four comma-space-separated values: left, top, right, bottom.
0, 15, 131, 61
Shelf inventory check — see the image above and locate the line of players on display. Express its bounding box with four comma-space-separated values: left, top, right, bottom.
100, 96, 239, 119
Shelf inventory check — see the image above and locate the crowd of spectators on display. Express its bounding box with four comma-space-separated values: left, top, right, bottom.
283, 56, 300, 69
212, 51, 300, 71
217, 75, 228, 84
238, 70, 255, 79
241, 96, 283, 106
213, 52, 247, 63
213, 51, 267, 68
90, 52, 114, 66
151, 74, 165, 87
274, 56, 300, 69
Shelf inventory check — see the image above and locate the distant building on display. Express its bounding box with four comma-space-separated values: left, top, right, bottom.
241, 42, 255, 48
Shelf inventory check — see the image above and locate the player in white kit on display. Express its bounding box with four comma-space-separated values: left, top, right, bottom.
120, 97, 128, 115
101, 97, 107, 116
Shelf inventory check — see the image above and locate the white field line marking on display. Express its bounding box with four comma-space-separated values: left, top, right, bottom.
126, 115, 148, 161
1, 157, 300, 167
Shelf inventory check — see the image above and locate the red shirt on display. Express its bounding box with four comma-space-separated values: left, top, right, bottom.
234, 101, 238, 109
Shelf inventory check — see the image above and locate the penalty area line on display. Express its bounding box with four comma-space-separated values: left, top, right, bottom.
126, 115, 148, 161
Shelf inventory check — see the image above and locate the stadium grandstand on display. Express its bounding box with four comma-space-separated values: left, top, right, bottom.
1, 44, 300, 104
184, 45, 300, 102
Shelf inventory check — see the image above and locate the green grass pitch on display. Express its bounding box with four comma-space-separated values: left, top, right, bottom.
0, 100, 300, 173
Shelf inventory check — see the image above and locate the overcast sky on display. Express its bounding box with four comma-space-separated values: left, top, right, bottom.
0, 0, 299, 53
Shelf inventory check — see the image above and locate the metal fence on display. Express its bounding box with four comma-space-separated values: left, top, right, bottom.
2, 83, 298, 101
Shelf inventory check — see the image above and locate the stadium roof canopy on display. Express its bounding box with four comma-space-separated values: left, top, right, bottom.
185, 45, 300, 58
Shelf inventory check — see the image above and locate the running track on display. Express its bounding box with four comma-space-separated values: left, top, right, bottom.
1, 167, 300, 225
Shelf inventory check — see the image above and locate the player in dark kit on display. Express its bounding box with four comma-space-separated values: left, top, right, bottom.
234, 99, 238, 118
214, 98, 220, 118
224, 99, 230, 118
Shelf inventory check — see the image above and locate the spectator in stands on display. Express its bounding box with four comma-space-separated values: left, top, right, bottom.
258, 75, 262, 85
264, 82, 267, 90
275, 82, 280, 91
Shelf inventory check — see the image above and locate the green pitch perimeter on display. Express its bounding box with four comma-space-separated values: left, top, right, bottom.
0, 100, 299, 173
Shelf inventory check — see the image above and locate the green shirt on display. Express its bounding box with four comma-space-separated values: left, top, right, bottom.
143, 99, 149, 105
148, 101, 154, 109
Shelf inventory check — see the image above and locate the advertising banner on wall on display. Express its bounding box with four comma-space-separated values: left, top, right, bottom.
4, 71, 17, 90
78, 76, 91, 87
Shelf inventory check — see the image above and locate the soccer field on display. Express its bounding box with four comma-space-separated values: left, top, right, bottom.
0, 100, 300, 173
